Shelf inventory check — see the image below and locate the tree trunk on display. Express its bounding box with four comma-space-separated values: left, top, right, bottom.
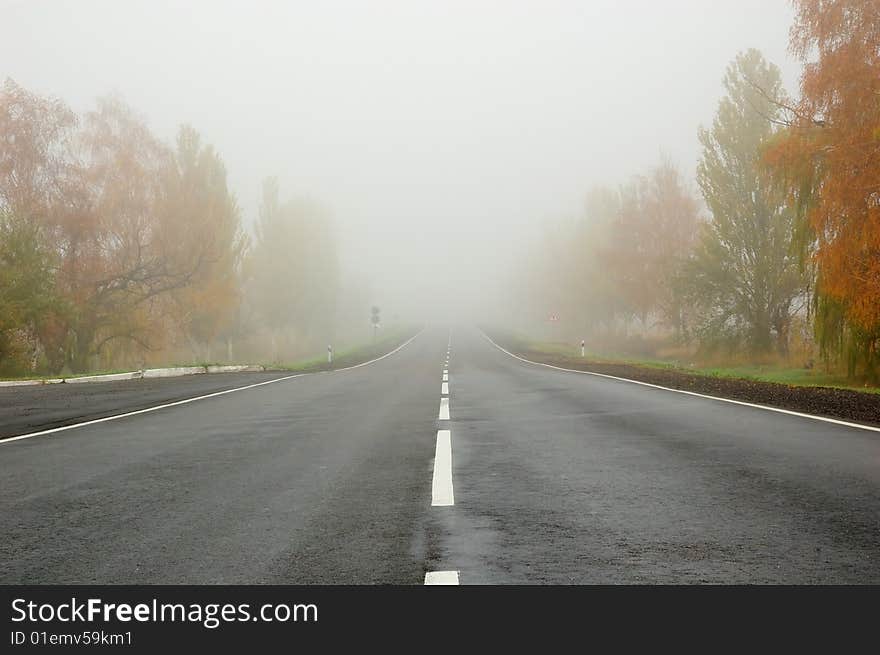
774, 317, 790, 358
68, 326, 94, 373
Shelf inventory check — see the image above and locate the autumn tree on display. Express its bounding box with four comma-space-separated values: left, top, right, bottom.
511, 185, 625, 341
0, 79, 77, 227
642, 161, 701, 339
578, 187, 622, 333
162, 125, 246, 362
600, 161, 700, 338
687, 50, 806, 355
513, 161, 699, 346
2, 79, 346, 374
765, 0, 880, 377
247, 178, 339, 361
603, 181, 654, 328
0, 210, 62, 375
0, 79, 77, 371
519, 218, 584, 337
1, 80, 250, 373
56, 96, 184, 371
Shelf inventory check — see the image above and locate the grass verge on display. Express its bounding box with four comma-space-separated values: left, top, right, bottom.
268, 326, 421, 373
0, 327, 421, 382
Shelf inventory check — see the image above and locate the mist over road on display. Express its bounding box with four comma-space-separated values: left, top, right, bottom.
2, 327, 879, 584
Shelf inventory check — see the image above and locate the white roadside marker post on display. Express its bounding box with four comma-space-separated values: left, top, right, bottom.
581, 340, 585, 358
328, 344, 333, 364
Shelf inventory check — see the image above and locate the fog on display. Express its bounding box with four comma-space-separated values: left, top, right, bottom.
2, 0, 799, 327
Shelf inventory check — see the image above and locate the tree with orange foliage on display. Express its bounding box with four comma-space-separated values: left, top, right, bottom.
634, 161, 701, 338
62, 96, 187, 371
765, 0, 880, 378
1, 81, 248, 373
162, 125, 246, 362
0, 79, 77, 372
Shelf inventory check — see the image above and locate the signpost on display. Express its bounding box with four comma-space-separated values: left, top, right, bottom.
371, 306, 381, 341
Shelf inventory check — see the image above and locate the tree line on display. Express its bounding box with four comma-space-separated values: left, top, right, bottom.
0, 80, 343, 376
512, 0, 879, 380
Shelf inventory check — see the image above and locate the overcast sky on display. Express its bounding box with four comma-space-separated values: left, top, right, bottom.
1, 0, 799, 319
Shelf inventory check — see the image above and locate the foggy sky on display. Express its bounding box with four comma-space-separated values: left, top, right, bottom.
1, 0, 799, 322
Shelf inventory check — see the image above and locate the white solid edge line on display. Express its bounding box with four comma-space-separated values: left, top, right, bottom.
431, 429, 454, 506
424, 570, 459, 585
481, 330, 880, 434
1, 330, 425, 445
438, 397, 450, 420
0, 375, 302, 445
331, 330, 423, 372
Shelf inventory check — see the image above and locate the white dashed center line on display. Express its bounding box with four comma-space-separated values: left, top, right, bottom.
424, 571, 459, 585
438, 397, 450, 420
431, 428, 454, 506
426, 335, 459, 583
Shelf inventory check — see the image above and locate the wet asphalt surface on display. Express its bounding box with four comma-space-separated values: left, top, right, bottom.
1, 327, 879, 583
502, 343, 880, 428
0, 372, 295, 440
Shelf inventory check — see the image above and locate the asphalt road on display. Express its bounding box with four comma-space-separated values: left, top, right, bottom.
0, 371, 296, 440
2, 327, 879, 583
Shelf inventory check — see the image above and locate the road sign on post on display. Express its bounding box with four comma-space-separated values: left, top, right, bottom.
371, 306, 381, 341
